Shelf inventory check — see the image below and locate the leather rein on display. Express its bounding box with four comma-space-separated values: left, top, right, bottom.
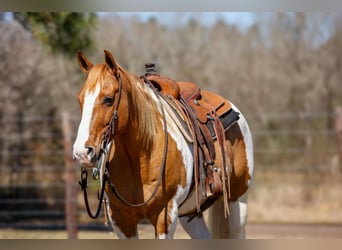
78, 72, 169, 219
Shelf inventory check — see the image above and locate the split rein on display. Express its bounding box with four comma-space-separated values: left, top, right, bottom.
78, 73, 169, 219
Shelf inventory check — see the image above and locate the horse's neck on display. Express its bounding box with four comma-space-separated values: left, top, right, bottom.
112, 75, 163, 168
114, 122, 152, 162
111, 128, 160, 185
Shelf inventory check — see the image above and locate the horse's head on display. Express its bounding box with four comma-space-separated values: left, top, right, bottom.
73, 50, 128, 168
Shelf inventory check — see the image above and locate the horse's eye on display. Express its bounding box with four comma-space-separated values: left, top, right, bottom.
103, 96, 114, 106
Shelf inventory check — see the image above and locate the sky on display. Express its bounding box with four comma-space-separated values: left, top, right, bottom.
3, 12, 255, 31
109, 12, 334, 46
105, 12, 257, 31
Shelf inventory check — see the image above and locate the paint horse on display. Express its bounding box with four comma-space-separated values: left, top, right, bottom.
73, 50, 254, 239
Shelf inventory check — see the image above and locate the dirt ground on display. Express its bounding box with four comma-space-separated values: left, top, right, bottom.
1, 223, 342, 239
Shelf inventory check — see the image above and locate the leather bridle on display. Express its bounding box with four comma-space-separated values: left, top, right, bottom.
102, 71, 123, 149
79, 70, 123, 219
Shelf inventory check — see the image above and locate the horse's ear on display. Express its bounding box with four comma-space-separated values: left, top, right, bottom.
104, 50, 118, 75
77, 50, 93, 73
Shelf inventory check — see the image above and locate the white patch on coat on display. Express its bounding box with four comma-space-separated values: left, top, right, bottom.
145, 86, 194, 206
157, 199, 178, 239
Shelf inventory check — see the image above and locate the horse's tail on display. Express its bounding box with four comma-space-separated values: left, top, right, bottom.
207, 193, 248, 238
207, 105, 254, 239
207, 197, 229, 238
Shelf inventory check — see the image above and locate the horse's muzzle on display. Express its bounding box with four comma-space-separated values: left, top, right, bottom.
73, 146, 98, 168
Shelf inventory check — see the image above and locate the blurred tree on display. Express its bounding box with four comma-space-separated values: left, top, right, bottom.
319, 14, 342, 131
0, 20, 69, 203
13, 12, 97, 58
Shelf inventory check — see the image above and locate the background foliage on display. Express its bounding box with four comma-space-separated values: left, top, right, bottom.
13, 12, 96, 57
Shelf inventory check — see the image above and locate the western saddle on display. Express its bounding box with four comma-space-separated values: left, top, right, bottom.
142, 63, 239, 216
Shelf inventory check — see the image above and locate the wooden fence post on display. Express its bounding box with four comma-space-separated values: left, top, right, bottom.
336, 107, 342, 173
62, 111, 78, 239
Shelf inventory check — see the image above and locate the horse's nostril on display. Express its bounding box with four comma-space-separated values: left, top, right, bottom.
86, 146, 96, 158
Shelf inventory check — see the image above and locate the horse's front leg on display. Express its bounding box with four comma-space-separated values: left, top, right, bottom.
113, 225, 138, 239
154, 200, 178, 239
110, 217, 139, 239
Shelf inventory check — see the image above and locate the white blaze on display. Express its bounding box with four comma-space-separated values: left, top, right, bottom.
73, 84, 100, 160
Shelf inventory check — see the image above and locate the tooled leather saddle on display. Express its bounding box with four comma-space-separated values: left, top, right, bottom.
142, 63, 239, 215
